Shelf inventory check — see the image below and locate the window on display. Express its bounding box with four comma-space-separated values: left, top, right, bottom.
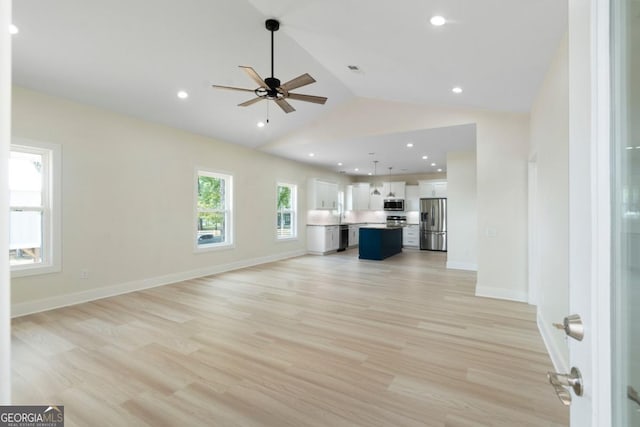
9, 140, 61, 276
196, 170, 233, 249
276, 183, 297, 239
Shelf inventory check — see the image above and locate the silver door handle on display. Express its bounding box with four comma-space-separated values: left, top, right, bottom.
629, 386, 640, 407
547, 367, 583, 406
553, 314, 584, 341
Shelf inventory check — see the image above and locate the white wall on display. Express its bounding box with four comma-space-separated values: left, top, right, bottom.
11, 86, 350, 315
1, 0, 13, 404
446, 151, 477, 271
266, 97, 530, 301
530, 35, 570, 371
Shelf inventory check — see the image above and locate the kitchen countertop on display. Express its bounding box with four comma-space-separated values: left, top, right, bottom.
306, 222, 377, 226
359, 225, 404, 230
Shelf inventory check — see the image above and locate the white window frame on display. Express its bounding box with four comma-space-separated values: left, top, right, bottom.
194, 169, 233, 251
10, 138, 61, 277
276, 182, 297, 240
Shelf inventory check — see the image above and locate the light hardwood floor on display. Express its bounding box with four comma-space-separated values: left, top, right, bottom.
11, 249, 568, 426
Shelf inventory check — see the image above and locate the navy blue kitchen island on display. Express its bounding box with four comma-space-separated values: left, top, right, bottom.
358, 226, 403, 260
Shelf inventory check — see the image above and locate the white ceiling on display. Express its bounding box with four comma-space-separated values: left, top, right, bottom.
11, 0, 567, 175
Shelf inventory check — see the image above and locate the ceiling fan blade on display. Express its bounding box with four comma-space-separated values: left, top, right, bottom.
240, 66, 267, 88
275, 98, 295, 113
211, 84, 255, 93
281, 73, 316, 91
287, 93, 328, 105
238, 97, 264, 107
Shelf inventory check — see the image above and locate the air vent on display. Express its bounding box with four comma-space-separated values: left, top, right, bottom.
347, 65, 360, 71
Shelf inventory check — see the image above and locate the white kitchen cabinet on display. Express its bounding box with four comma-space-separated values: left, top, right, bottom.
382, 181, 406, 199
402, 224, 420, 248
418, 180, 447, 198
348, 224, 360, 247
346, 183, 370, 211
405, 185, 419, 211
307, 225, 340, 254
308, 179, 339, 210
369, 189, 383, 210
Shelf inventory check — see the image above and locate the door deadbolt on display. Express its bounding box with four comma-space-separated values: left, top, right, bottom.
553, 314, 584, 341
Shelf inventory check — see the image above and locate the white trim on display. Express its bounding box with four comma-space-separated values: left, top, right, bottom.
537, 309, 569, 373
474, 284, 528, 302
445, 261, 477, 271
0, 0, 13, 405
591, 0, 612, 424
11, 250, 306, 318
527, 158, 539, 306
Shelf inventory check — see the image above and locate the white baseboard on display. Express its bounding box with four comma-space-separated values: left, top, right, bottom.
537, 309, 569, 372
474, 284, 528, 303
446, 261, 478, 271
12, 250, 306, 318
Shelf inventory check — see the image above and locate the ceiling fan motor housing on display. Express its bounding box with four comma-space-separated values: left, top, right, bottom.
265, 19, 280, 32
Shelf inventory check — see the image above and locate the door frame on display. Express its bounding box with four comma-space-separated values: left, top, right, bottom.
568, 0, 612, 424
527, 157, 539, 306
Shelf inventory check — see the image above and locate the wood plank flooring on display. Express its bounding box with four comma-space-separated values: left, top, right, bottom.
11, 249, 568, 426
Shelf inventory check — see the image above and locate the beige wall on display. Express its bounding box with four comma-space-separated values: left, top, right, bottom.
267, 97, 530, 301
530, 36, 569, 369
446, 151, 477, 271
11, 87, 350, 314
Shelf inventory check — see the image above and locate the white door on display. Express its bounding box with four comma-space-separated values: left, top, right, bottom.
562, 0, 639, 425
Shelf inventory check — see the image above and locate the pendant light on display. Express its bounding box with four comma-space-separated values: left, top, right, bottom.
371, 160, 381, 196
386, 167, 395, 198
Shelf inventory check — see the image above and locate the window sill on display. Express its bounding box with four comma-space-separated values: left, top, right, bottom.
194, 243, 235, 254
11, 263, 61, 278
276, 237, 299, 242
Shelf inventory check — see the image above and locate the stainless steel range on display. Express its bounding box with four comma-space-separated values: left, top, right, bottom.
386, 215, 407, 227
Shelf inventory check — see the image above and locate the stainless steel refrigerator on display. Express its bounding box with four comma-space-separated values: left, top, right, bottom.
420, 198, 447, 251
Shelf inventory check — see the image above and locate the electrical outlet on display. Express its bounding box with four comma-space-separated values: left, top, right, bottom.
80, 269, 89, 279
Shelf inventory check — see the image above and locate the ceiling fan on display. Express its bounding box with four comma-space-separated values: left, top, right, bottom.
212, 19, 328, 114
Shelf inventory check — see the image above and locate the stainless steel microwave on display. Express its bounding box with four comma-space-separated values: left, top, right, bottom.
383, 199, 405, 211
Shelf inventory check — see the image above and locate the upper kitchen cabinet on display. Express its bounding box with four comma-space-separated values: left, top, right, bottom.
346, 183, 370, 211
405, 185, 419, 211
383, 181, 406, 199
308, 179, 338, 210
418, 180, 447, 198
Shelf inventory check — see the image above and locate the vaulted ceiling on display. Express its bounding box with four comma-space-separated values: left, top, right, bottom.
12, 0, 567, 174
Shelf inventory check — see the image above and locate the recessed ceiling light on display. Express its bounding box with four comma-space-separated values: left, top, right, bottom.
430, 16, 446, 26
626, 147, 634, 150
309, 153, 315, 157
355, 168, 359, 172
406, 143, 414, 148
177, 90, 189, 99
9, 24, 19, 35
431, 163, 436, 166
338, 162, 343, 166
257, 121, 265, 128
422, 155, 428, 160
368, 172, 372, 176
437, 168, 443, 172
452, 87, 463, 94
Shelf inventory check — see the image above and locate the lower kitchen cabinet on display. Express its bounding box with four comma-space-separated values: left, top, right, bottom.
348, 225, 360, 247
307, 225, 340, 254
402, 224, 420, 248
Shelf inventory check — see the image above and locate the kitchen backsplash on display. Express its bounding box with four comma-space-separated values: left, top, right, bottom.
307, 210, 419, 225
